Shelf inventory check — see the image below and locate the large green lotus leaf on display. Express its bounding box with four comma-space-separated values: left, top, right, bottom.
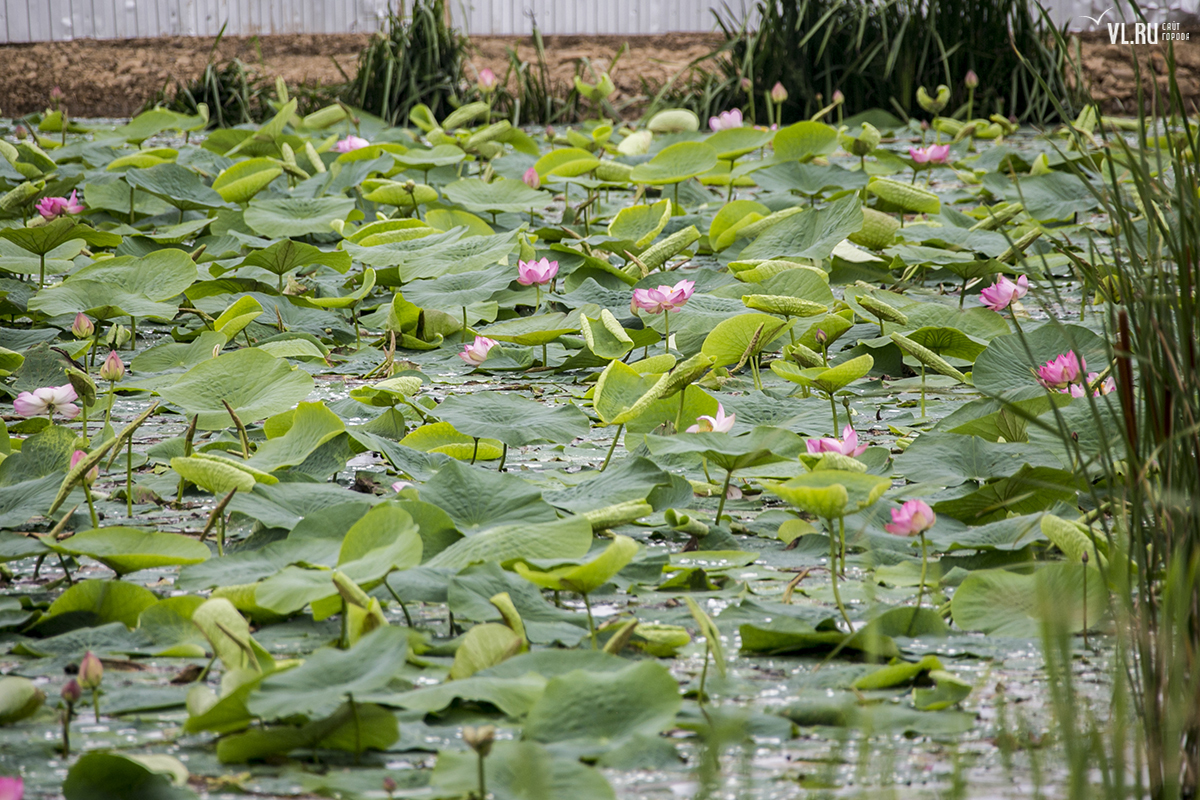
0, 474, 64, 527
114, 107, 209, 142
972, 324, 1107, 400
448, 622, 524, 680
336, 502, 423, 584
523, 660, 681, 745
424, 208, 495, 237
244, 196, 356, 238
708, 199, 770, 251
951, 564, 1108, 636
482, 312, 578, 346
514, 534, 639, 595
763, 471, 889, 518
227, 482, 379, 531
0, 216, 122, 255
629, 141, 718, 185
431, 740, 615, 800
607, 199, 671, 249
157, 348, 314, 430
644, 425, 804, 473
434, 392, 590, 448
581, 309, 635, 360
362, 180, 439, 207
593, 359, 670, 426
192, 597, 274, 673
247, 627, 412, 720
28, 280, 178, 321
418, 460, 557, 532
0, 423, 74, 484
244, 401, 345, 473
1007, 171, 1100, 222
342, 218, 437, 245
62, 752, 197, 800
0, 236, 81, 276
400, 421, 504, 461
752, 162, 869, 196
211, 158, 283, 203
215, 701, 398, 764
254, 566, 338, 616
392, 144, 467, 170
124, 163, 227, 211
33, 579, 159, 636
534, 147, 601, 178
71, 249, 198, 301
400, 268, 513, 312
707, 126, 774, 160
700, 312, 795, 368
82, 178, 174, 218
901, 326, 987, 361
131, 331, 227, 374
445, 562, 588, 645
739, 194, 864, 261
442, 177, 552, 214
376, 674, 547, 717
932, 465, 1083, 524
0, 675, 44, 725
426, 515, 593, 570
893, 432, 1061, 487
306, 269, 376, 309
237, 238, 351, 277
352, 229, 521, 282
56, 527, 210, 576
771, 353, 874, 394
773, 120, 840, 161
137, 596, 209, 658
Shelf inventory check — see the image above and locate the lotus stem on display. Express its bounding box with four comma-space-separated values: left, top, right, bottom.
498, 442, 507, 471
384, 580, 414, 627
470, 437, 480, 465
698, 644, 710, 707
82, 482, 98, 529
541, 343, 548, 367
39, 253, 45, 288
582, 592, 597, 649
92, 689, 101, 724
126, 435, 133, 517
462, 306, 469, 341
675, 391, 686, 433
103, 381, 116, 431
663, 311, 671, 354
61, 702, 73, 756
535, 284, 542, 313
920, 362, 927, 419
476, 750, 488, 800
828, 391, 839, 433
715, 470, 733, 522
827, 518, 852, 629
600, 423, 623, 472
349, 692, 361, 764
907, 532, 929, 636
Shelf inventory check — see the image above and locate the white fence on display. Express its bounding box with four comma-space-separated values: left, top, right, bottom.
0, 0, 1194, 44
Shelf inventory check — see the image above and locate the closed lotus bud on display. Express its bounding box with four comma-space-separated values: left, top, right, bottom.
383, 776, 397, 793
14, 125, 28, 140
61, 679, 81, 705
740, 77, 752, 92
771, 82, 788, 103
815, 328, 828, 345
70, 451, 99, 486
77, 652, 103, 690
965, 69, 979, 89
522, 166, 540, 189
99, 351, 125, 382
71, 313, 94, 339
832, 89, 845, 105
463, 725, 495, 756
403, 179, 416, 191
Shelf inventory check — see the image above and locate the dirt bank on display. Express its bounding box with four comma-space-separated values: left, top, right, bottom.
0, 31, 1195, 119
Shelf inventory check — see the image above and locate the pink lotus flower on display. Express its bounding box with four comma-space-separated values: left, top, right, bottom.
99, 351, 125, 382
770, 82, 788, 103
884, 499, 936, 536
13, 384, 80, 421
832, 90, 845, 105
965, 69, 979, 89
459, 335, 498, 366
910, 144, 952, 165
517, 257, 558, 286
686, 403, 735, 433
332, 136, 370, 153
70, 451, 99, 485
522, 166, 540, 189
1067, 372, 1116, 398
478, 68, 498, 92
979, 274, 1029, 312
71, 312, 94, 339
806, 425, 868, 457
36, 190, 84, 220
709, 109, 743, 132
0, 776, 22, 800
392, 480, 414, 493
1038, 352, 1086, 390
630, 280, 695, 315
61, 679, 82, 705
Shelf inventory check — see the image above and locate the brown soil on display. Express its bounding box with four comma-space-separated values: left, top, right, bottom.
1072, 30, 1200, 112
0, 30, 1195, 119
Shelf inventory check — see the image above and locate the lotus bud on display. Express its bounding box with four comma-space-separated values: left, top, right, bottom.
61, 679, 81, 706
478, 68, 498, 93
14, 125, 27, 140
916, 84, 951, 114
77, 652, 103, 690
522, 166, 540, 189
70, 451, 99, 486
545, 125, 555, 139
50, 86, 65, 109
740, 77, 752, 92
403, 179, 416, 192
965, 69, 979, 89
71, 313, 94, 339
770, 82, 788, 103
99, 351, 125, 383
463, 725, 495, 756
815, 328, 828, 345
383, 776, 397, 795
832, 90, 845, 105
921, 119, 930, 131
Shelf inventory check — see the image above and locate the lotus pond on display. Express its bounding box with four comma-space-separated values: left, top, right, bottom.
0, 100, 1136, 799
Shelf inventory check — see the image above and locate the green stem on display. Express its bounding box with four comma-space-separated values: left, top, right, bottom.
838, 516, 847, 577
92, 690, 101, 724
582, 592, 597, 649
61, 705, 72, 756
541, 342, 548, 367
477, 751, 488, 800
385, 580, 415, 627
39, 253, 45, 289
348, 692, 361, 764
217, 513, 225, 557
600, 424, 623, 471
698, 645, 710, 706
104, 382, 115, 431
715, 470, 733, 522
470, 437, 480, 465
498, 443, 507, 471
920, 362, 927, 419
675, 390, 686, 433
828, 392, 839, 433
825, 525, 854, 633
663, 311, 671, 354
907, 533, 929, 636
535, 284, 542, 313
83, 483, 98, 528
462, 306, 470, 341
126, 435, 133, 518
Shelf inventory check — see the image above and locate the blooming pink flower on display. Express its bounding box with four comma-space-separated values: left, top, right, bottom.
459, 336, 498, 367
13, 384, 80, 420
806, 425, 868, 457
478, 68, 498, 92
884, 499, 936, 536
709, 109, 744, 132
979, 274, 1029, 312
332, 136, 370, 153
36, 190, 84, 220
0, 776, 22, 800
70, 451, 99, 485
910, 144, 952, 165
686, 403, 735, 433
522, 166, 540, 189
1067, 372, 1116, 398
1037, 352, 1086, 390
630, 280, 695, 314
517, 257, 558, 286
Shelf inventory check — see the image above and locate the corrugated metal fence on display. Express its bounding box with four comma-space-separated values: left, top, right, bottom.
0, 0, 1192, 44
